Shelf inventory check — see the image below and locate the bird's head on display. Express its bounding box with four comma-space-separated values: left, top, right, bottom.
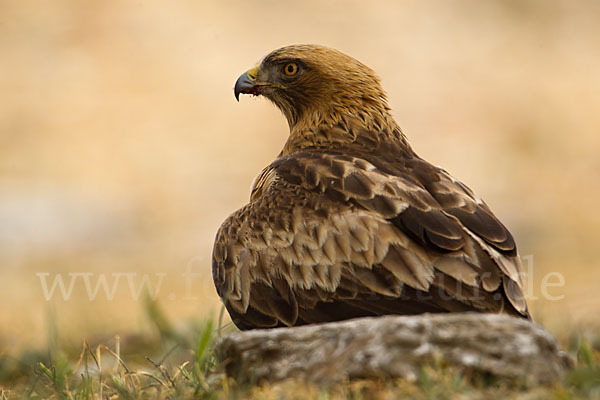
234, 45, 390, 129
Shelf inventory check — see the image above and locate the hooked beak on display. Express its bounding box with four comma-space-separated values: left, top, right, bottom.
234, 66, 259, 101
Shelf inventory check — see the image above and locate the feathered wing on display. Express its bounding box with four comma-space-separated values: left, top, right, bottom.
212, 151, 529, 330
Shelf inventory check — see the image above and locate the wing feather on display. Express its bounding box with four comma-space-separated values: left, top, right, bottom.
212, 152, 530, 329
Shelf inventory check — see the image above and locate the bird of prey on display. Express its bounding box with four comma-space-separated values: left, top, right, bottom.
213, 45, 529, 330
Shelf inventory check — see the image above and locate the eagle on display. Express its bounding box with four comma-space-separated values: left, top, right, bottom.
212, 45, 529, 330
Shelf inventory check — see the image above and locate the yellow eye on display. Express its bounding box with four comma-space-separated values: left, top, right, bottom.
283, 62, 298, 76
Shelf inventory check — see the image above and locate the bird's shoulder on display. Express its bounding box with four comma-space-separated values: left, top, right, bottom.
263, 147, 516, 252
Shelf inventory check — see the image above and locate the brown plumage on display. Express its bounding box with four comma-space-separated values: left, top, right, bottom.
213, 45, 530, 330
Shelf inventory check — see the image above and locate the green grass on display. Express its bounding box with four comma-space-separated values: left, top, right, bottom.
1, 303, 599, 399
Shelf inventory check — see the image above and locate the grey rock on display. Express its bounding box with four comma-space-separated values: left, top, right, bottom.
217, 313, 572, 386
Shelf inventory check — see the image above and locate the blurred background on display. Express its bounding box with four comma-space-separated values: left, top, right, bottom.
1, 0, 599, 352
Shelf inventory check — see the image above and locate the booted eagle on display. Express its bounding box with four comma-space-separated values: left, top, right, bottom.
213, 45, 529, 330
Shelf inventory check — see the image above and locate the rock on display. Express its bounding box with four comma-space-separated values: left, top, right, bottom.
217, 313, 572, 386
